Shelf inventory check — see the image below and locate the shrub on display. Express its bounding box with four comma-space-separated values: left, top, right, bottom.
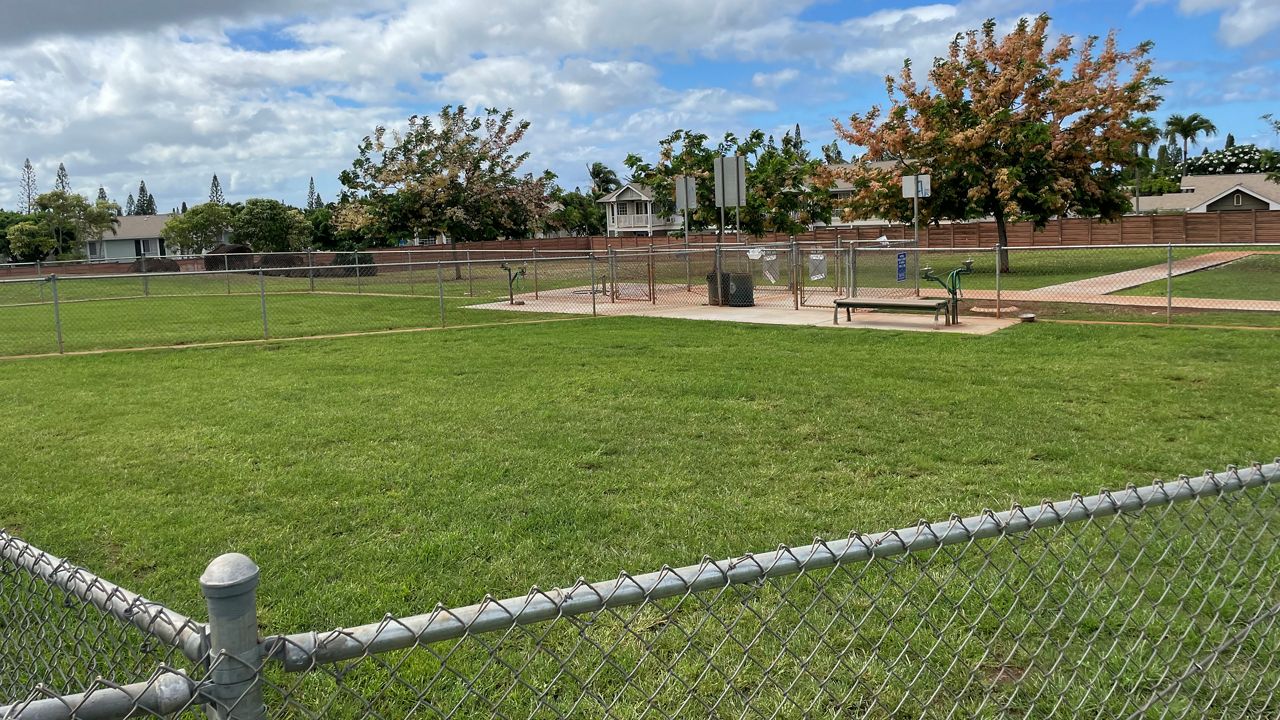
204, 243, 254, 271
127, 256, 180, 273
317, 251, 378, 278
259, 252, 308, 277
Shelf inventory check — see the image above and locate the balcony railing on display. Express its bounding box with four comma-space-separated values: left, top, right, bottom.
610, 214, 681, 229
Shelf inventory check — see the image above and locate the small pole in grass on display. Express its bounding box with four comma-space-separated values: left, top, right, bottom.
532, 248, 539, 299
225, 254, 231, 295
307, 249, 315, 293
142, 255, 149, 297
437, 262, 446, 327
50, 275, 63, 354
259, 270, 269, 339
466, 251, 473, 297
994, 245, 1002, 319
406, 249, 414, 295
355, 252, 363, 293
1166, 243, 1173, 325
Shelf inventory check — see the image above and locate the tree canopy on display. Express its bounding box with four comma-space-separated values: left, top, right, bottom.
336, 105, 552, 244
163, 202, 232, 254
833, 15, 1164, 269
232, 198, 310, 252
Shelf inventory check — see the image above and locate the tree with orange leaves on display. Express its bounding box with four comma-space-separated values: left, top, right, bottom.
832, 15, 1165, 271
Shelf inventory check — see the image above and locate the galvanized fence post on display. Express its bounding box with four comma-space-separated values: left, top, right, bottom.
307, 249, 315, 293
225, 255, 231, 295
532, 248, 539, 299
437, 262, 446, 327
608, 247, 618, 303
589, 253, 598, 316
200, 553, 267, 720
50, 274, 64, 354
142, 255, 149, 297
835, 235, 842, 295
648, 243, 656, 305
850, 244, 858, 298
355, 252, 363, 293
258, 270, 268, 340
713, 245, 723, 306
466, 251, 473, 297
1166, 243, 1173, 325
994, 245, 1002, 319
406, 250, 415, 296
791, 236, 799, 310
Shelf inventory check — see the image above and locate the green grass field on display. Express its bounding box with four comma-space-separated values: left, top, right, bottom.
1117, 253, 1280, 301
4, 273, 1280, 716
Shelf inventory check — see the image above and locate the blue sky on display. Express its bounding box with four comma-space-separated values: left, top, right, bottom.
1, 0, 1277, 211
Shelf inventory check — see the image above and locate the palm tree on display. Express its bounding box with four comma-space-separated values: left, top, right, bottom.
586, 162, 620, 197
1163, 113, 1218, 180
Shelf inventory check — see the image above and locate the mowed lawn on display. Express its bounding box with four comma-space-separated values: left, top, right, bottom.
2, 317, 1277, 630
1118, 252, 1280, 301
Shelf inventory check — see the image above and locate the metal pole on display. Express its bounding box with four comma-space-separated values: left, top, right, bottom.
589, 253, 598, 316
1166, 243, 1173, 325
683, 207, 691, 291
851, 245, 858, 298
406, 250, 414, 295
308, 249, 315, 292
50, 275, 63, 354
258, 271, 268, 339
225, 254, 231, 294
835, 236, 842, 295
437, 262, 446, 327
791, 236, 799, 310
355, 252, 363, 293
200, 553, 267, 720
734, 205, 741, 244
532, 248, 539, 299
608, 248, 617, 303
994, 245, 1002, 319
648, 243, 656, 304
142, 255, 149, 297
466, 251, 473, 297
913, 191, 920, 298
713, 245, 722, 306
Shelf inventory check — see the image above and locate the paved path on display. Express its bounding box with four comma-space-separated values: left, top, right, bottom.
915, 288, 1280, 312
1036, 251, 1253, 295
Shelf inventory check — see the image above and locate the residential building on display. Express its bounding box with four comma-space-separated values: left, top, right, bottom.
1132, 173, 1280, 213
86, 214, 172, 260
596, 183, 682, 236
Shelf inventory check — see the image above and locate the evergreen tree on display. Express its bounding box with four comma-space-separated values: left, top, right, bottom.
1225, 133, 1236, 148
134, 180, 157, 215
306, 177, 318, 210
19, 159, 37, 214
209, 174, 225, 205
55, 163, 70, 192
96, 186, 109, 203
125, 193, 135, 216
181, 201, 188, 213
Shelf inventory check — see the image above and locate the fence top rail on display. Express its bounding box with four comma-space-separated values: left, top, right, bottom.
270, 459, 1279, 671
0, 530, 206, 663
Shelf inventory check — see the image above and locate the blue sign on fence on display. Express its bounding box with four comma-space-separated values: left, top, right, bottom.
896, 252, 907, 282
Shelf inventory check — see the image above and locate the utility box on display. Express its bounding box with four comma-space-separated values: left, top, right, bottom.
707, 272, 755, 307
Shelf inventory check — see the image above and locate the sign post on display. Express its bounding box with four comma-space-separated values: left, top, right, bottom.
902, 174, 931, 297
674, 175, 698, 290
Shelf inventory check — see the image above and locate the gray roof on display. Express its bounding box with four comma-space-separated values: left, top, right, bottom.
597, 183, 653, 204
107, 213, 174, 240
1134, 174, 1280, 213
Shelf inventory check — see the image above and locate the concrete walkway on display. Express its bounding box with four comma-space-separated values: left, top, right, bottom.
1035, 251, 1253, 295
916, 287, 1280, 312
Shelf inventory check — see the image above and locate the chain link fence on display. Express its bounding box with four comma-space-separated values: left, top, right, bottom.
0, 243, 1277, 357
4, 461, 1279, 719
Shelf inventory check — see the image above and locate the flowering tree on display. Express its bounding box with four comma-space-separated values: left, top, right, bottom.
337, 106, 551, 244
1182, 144, 1280, 176
833, 15, 1164, 271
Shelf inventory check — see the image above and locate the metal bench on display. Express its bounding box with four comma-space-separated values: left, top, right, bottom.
833, 297, 952, 326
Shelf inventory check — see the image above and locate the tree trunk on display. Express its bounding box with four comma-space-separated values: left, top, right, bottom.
994, 205, 1010, 274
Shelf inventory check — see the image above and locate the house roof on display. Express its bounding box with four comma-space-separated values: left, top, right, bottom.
108, 213, 174, 240
1134, 173, 1280, 213
596, 183, 653, 204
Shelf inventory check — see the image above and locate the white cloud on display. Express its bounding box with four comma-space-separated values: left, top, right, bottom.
1177, 0, 1280, 47
751, 68, 800, 89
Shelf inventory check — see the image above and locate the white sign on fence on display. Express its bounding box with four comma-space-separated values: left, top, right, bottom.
713, 156, 747, 208
674, 175, 698, 211
902, 174, 932, 199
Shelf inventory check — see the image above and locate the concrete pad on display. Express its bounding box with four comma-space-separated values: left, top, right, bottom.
469, 290, 1018, 335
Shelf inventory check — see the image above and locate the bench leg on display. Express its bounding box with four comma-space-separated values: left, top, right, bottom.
833, 305, 838, 325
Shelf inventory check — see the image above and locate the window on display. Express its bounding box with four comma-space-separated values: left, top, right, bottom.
87, 241, 103, 259
617, 202, 629, 216
1234, 193, 1243, 206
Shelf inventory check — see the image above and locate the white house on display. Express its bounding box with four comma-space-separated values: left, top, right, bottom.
86, 214, 173, 261
596, 183, 683, 237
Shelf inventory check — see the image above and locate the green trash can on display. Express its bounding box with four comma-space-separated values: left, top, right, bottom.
706, 272, 754, 307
